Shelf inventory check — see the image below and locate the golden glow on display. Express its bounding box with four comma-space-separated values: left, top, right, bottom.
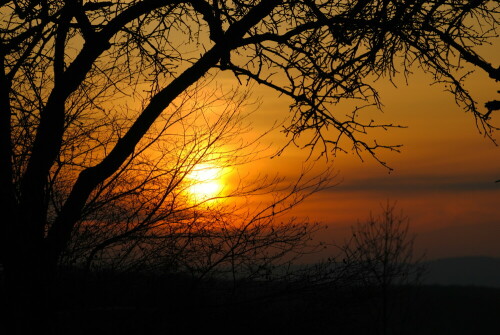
186, 163, 224, 202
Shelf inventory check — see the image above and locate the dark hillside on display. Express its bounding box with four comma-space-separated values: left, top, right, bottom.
2, 267, 499, 334
422, 256, 500, 288
414, 285, 500, 335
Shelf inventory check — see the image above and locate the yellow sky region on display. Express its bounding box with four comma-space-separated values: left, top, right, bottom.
221, 49, 500, 260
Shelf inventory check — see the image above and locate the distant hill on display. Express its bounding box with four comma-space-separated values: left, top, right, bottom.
415, 222, 500, 259
422, 256, 500, 288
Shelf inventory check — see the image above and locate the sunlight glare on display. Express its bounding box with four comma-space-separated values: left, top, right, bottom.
186, 163, 224, 202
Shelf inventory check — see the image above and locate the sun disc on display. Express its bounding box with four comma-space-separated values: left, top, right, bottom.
186, 163, 224, 201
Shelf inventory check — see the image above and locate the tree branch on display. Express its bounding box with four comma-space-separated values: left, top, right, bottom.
47, 0, 283, 259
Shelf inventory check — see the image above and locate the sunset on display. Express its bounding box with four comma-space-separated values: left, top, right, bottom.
1, 1, 499, 334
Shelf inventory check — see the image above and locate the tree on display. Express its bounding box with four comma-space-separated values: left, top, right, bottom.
54, 85, 329, 280
336, 202, 424, 335
0, 0, 498, 331
0, 76, 330, 333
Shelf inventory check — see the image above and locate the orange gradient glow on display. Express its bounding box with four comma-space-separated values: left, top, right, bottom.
218, 40, 500, 260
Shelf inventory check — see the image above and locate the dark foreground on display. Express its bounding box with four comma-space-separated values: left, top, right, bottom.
1, 269, 499, 335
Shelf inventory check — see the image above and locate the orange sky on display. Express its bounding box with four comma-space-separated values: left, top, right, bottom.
223, 43, 500, 261
106, 26, 498, 262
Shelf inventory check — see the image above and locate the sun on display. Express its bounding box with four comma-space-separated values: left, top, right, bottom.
186, 163, 224, 202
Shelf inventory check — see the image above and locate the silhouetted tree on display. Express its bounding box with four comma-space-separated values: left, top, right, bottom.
0, 77, 331, 333
336, 202, 424, 335
55, 85, 329, 279
0, 1, 498, 332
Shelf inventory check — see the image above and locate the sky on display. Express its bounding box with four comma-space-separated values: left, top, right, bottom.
54, 6, 498, 263
226, 45, 500, 261
69, 3, 499, 263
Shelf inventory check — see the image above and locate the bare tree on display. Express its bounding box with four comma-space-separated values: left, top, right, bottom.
43, 82, 330, 278
336, 202, 424, 335
0, 1, 498, 331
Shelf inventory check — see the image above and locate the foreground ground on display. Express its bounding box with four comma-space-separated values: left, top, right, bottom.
1, 269, 495, 335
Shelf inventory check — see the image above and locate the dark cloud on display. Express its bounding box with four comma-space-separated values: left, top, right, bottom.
323, 173, 500, 194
